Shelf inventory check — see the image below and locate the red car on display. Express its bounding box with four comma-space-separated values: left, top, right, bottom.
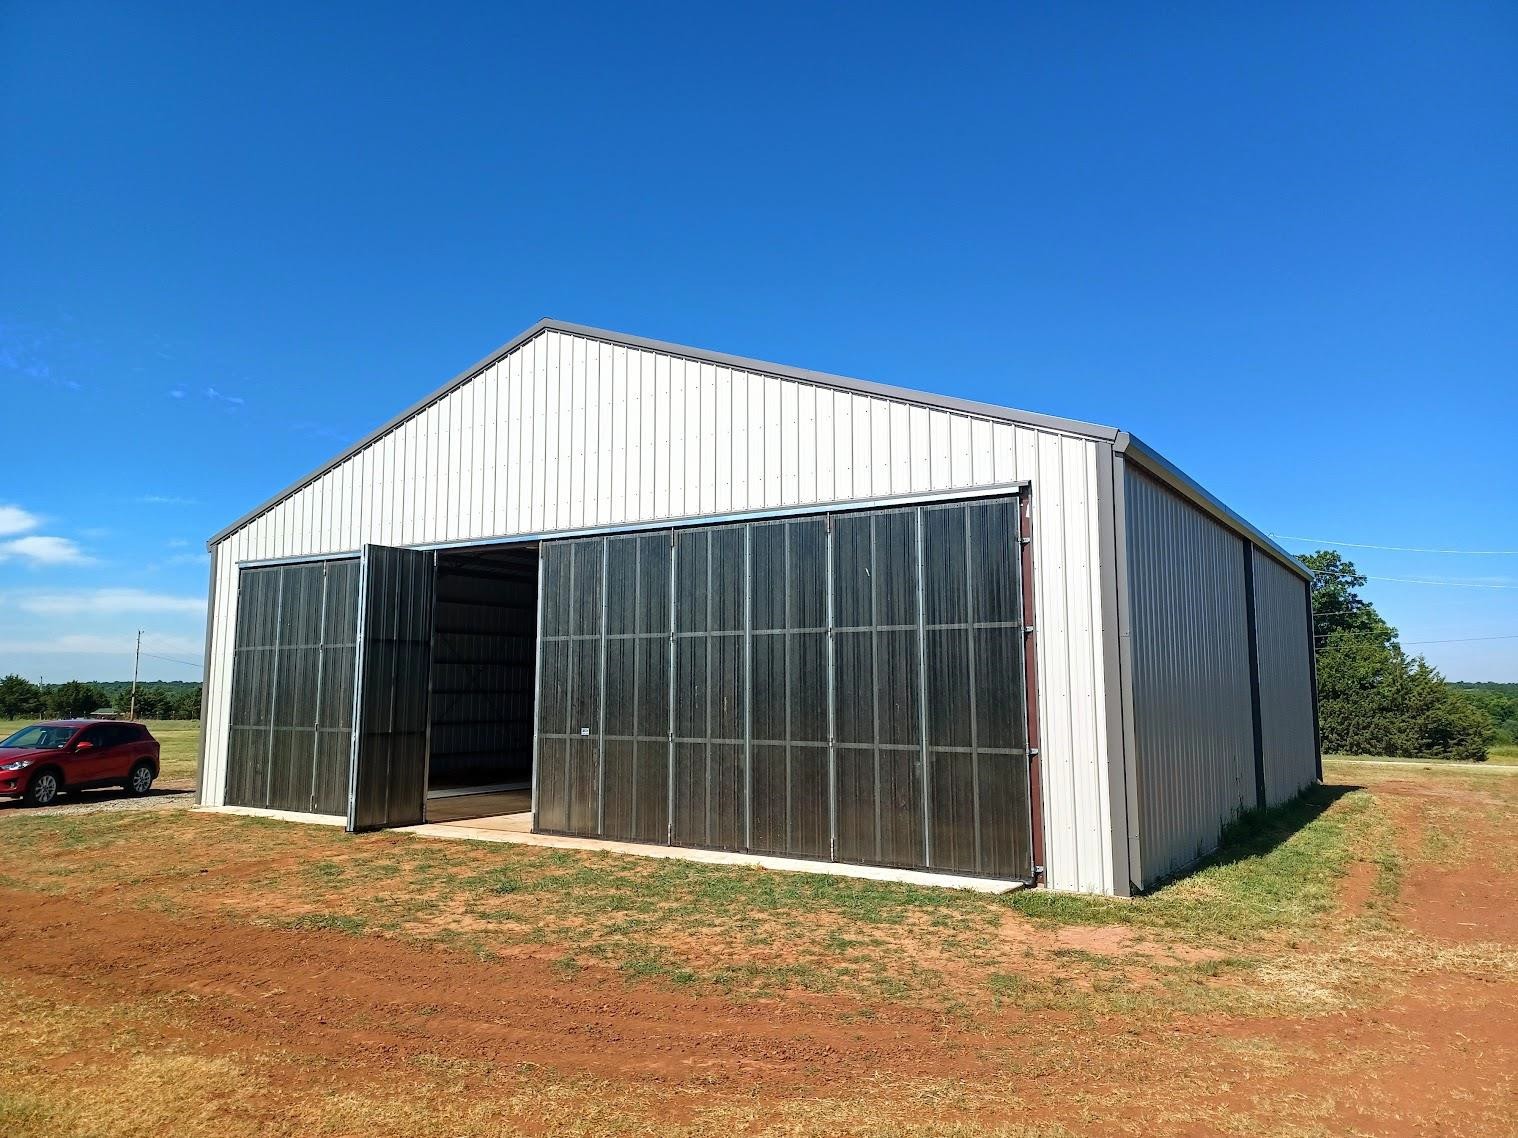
0, 720, 161, 806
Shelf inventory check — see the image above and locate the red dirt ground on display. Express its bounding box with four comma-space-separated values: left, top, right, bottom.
1, 764, 1514, 1135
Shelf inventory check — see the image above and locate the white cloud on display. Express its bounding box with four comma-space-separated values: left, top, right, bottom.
0, 535, 92, 565
168, 387, 186, 399
137, 495, 199, 505
163, 552, 211, 567
0, 504, 39, 537
11, 588, 205, 616
204, 386, 245, 407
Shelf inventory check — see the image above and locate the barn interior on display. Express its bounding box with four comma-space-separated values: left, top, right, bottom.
426, 543, 539, 823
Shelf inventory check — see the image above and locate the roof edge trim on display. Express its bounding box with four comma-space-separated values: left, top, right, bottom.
1115, 432, 1312, 582
208, 318, 1119, 547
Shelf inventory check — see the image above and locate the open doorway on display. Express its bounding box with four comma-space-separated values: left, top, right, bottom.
426, 543, 539, 824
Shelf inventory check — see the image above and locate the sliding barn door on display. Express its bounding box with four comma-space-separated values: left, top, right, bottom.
533, 495, 1034, 880
347, 544, 436, 831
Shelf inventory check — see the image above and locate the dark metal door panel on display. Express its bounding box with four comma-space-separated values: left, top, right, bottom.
919, 499, 1031, 879
532, 493, 1033, 881
347, 544, 435, 832
534, 540, 607, 837
225, 558, 359, 814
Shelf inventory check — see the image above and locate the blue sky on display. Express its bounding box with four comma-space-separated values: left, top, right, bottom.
2, 1, 1515, 683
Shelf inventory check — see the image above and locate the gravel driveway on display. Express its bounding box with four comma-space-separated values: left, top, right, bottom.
0, 779, 196, 819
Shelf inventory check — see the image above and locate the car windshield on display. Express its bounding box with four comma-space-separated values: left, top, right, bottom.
0, 724, 75, 749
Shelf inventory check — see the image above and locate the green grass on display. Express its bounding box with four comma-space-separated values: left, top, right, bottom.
0, 771, 1387, 1017
0, 718, 199, 781
1487, 742, 1518, 767
1010, 781, 1373, 938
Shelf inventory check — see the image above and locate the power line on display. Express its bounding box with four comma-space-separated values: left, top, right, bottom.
1362, 574, 1517, 589
1407, 634, 1518, 646
1272, 535, 1518, 556
138, 651, 203, 670
1314, 631, 1518, 648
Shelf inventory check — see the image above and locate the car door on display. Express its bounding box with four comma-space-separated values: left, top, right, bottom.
68, 724, 114, 785
99, 724, 137, 781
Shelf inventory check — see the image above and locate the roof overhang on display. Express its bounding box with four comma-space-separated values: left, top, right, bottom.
1116, 432, 1311, 582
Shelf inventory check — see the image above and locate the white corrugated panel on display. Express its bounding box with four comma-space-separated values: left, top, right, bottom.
1253, 549, 1318, 805
1123, 467, 1256, 886
203, 327, 1119, 893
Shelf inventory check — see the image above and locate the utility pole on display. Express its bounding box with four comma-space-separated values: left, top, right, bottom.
129, 630, 143, 720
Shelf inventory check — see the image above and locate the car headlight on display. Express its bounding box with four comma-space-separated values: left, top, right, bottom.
0, 760, 34, 771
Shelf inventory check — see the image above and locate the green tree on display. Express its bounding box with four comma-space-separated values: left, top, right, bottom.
172, 685, 202, 721
1299, 550, 1395, 643
0, 674, 43, 718
1453, 685, 1518, 744
43, 681, 108, 720
1301, 552, 1489, 760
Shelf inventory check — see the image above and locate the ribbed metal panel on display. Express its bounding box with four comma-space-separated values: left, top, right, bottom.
1251, 548, 1317, 806
203, 327, 1117, 892
348, 544, 436, 831
1124, 468, 1254, 886
536, 499, 1033, 879
222, 559, 357, 815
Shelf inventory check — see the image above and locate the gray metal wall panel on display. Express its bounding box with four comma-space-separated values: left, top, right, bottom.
205, 327, 1116, 891
349, 545, 435, 830
224, 559, 358, 814
1251, 549, 1317, 806
1124, 469, 1255, 885
535, 498, 1032, 879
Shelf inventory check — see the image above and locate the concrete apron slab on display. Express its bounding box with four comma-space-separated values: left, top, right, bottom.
395, 814, 1028, 894
197, 805, 347, 826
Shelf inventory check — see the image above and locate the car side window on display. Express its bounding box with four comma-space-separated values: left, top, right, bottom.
79, 726, 110, 748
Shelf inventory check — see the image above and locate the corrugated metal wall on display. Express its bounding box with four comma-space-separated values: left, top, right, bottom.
224, 559, 357, 815
536, 498, 1033, 879
203, 326, 1119, 892
1251, 548, 1317, 806
1124, 468, 1255, 885
349, 544, 435, 830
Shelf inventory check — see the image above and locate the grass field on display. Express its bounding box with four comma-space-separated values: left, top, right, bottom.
0, 724, 1513, 1136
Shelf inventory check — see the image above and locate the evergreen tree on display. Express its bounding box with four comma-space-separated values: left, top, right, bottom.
1300, 552, 1489, 760
0, 674, 44, 718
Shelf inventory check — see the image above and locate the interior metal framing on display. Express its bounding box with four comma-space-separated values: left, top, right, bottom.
534, 491, 1035, 880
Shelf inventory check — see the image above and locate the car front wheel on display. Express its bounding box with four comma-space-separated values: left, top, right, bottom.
126, 762, 154, 796
24, 770, 60, 807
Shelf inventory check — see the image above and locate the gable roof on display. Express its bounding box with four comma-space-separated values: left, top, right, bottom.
208, 318, 1120, 546
207, 317, 1308, 583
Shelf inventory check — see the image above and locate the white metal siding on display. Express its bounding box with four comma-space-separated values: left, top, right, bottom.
1252, 549, 1317, 806
203, 328, 1118, 893
1124, 467, 1255, 886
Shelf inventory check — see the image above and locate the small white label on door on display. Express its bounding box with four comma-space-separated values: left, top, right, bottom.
579, 727, 590, 736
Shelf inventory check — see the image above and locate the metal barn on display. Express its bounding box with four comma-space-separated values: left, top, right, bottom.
198, 319, 1318, 896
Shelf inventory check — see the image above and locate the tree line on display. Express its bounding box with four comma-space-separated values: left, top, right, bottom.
1301, 551, 1492, 760
1448, 682, 1518, 746
0, 676, 202, 721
